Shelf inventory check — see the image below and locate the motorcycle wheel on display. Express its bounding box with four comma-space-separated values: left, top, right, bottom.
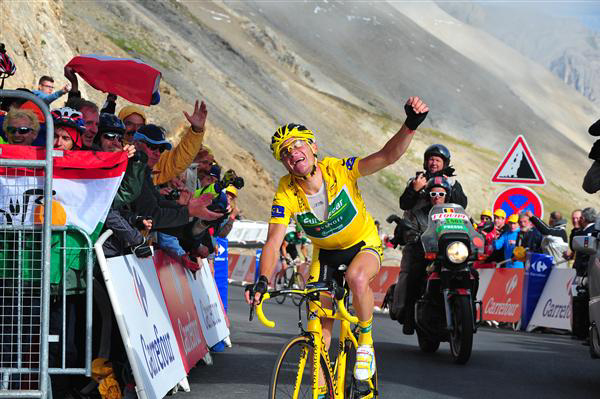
449, 296, 474, 365
416, 327, 440, 353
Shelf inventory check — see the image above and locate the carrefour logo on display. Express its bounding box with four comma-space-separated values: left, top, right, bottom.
530, 260, 548, 273
505, 275, 518, 295
127, 261, 149, 317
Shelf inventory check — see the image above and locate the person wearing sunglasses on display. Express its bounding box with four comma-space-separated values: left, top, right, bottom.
390, 176, 453, 335
133, 100, 208, 186
246, 96, 429, 385
2, 108, 40, 146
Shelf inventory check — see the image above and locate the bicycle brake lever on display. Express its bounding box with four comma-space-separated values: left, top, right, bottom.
249, 303, 255, 322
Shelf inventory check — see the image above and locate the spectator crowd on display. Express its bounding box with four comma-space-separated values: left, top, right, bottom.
0, 50, 244, 398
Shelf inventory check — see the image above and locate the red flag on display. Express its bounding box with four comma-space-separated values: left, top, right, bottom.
66, 54, 161, 106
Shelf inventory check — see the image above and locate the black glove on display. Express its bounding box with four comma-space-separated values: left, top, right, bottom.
386, 214, 401, 224
589, 139, 600, 161
245, 275, 269, 301
404, 103, 428, 131
132, 237, 152, 258
589, 119, 600, 136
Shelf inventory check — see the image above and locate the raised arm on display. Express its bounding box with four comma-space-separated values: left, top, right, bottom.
359, 96, 429, 177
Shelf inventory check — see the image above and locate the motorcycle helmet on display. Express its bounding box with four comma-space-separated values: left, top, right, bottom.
98, 112, 125, 134
270, 123, 316, 161
423, 144, 450, 169
425, 176, 452, 196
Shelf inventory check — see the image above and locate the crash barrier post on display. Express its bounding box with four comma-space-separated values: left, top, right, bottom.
0, 90, 52, 398
1, 90, 96, 399
95, 231, 230, 398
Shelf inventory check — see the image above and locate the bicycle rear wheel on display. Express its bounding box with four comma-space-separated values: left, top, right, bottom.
269, 336, 334, 399
291, 272, 306, 306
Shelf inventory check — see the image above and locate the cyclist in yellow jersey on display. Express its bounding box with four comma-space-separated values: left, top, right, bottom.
246, 96, 429, 386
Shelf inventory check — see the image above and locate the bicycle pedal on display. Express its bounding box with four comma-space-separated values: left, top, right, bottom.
353, 380, 374, 399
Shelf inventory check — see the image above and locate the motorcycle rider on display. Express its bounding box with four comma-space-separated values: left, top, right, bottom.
388, 176, 453, 334
389, 144, 467, 332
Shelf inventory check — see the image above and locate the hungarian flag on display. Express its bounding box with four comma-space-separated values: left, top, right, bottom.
0, 145, 128, 284
66, 54, 161, 106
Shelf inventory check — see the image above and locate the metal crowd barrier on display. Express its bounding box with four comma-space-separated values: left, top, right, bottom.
0, 90, 93, 399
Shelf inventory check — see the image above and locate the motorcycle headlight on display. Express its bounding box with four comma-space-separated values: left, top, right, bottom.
446, 241, 469, 264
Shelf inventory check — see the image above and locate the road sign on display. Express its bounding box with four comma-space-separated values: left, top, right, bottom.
491, 135, 545, 185
493, 186, 544, 219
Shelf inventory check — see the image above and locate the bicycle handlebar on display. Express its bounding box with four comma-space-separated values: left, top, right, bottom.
254, 285, 359, 329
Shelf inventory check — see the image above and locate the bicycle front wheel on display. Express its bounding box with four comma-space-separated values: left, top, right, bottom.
291, 273, 306, 306
269, 336, 334, 399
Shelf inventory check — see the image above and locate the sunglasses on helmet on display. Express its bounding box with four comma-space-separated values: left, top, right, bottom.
102, 132, 124, 142
429, 191, 446, 198
6, 126, 34, 135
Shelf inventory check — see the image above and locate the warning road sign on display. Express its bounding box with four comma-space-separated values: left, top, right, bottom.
491, 135, 545, 185
493, 186, 544, 219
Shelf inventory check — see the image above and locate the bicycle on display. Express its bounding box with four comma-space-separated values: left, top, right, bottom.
253, 281, 378, 399
273, 257, 306, 306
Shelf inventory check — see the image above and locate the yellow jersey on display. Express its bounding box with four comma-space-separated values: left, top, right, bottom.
269, 157, 380, 250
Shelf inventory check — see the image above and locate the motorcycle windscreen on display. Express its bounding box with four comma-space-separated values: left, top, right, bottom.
421, 203, 485, 256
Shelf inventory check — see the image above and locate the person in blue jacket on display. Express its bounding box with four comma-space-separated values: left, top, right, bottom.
32, 75, 69, 105
494, 213, 523, 268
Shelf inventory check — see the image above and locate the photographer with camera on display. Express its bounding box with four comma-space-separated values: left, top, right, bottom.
388, 144, 468, 332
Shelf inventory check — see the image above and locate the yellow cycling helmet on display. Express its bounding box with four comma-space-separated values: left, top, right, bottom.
270, 123, 316, 161
494, 209, 506, 219
481, 209, 493, 218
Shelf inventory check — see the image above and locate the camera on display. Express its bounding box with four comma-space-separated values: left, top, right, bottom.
222, 169, 244, 190
164, 188, 181, 201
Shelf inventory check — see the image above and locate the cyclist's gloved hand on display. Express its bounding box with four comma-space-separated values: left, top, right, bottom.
404, 97, 429, 131
245, 275, 269, 304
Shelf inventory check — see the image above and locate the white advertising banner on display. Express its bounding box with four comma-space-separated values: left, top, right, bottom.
186, 260, 230, 347
527, 268, 576, 331
230, 254, 253, 282
103, 255, 187, 399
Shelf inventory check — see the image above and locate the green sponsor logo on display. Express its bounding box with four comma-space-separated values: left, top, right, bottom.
436, 224, 468, 233
297, 188, 357, 238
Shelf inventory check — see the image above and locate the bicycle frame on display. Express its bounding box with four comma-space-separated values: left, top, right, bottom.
257, 289, 361, 399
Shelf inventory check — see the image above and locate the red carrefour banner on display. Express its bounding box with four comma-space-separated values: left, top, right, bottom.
154, 251, 208, 372
482, 269, 524, 323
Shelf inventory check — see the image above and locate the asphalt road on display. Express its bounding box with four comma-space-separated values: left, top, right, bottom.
181, 285, 599, 399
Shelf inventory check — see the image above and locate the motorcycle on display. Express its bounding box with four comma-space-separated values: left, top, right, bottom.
414, 204, 485, 364
572, 221, 600, 358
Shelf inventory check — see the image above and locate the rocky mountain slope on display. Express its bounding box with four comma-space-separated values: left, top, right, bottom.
1, 0, 599, 233
437, 2, 600, 107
